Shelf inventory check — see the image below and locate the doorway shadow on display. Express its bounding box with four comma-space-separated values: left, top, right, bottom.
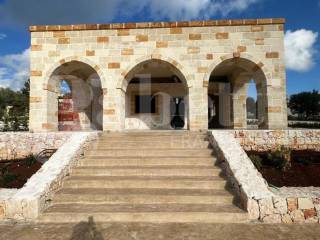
70, 216, 104, 240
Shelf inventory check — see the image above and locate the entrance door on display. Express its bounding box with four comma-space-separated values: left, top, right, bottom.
170, 97, 185, 129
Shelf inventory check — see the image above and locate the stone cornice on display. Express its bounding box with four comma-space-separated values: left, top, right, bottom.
30, 18, 285, 32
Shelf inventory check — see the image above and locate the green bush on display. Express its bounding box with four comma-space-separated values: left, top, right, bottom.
248, 154, 263, 171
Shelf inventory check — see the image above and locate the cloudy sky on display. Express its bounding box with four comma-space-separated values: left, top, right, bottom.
0, 0, 319, 96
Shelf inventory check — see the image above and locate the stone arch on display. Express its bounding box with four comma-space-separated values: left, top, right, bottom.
116, 55, 192, 91
118, 56, 191, 130
205, 53, 271, 129
44, 56, 107, 90
203, 53, 271, 86
43, 57, 105, 131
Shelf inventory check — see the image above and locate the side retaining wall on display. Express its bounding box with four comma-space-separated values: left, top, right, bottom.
0, 132, 75, 160
209, 130, 320, 224
1, 132, 99, 221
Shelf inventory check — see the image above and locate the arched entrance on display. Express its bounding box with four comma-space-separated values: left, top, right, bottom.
207, 57, 268, 129
47, 61, 103, 131
122, 59, 189, 130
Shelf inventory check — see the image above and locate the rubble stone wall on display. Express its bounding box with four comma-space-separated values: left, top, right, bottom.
1, 132, 98, 221
232, 129, 320, 152
209, 130, 320, 224
0, 132, 76, 160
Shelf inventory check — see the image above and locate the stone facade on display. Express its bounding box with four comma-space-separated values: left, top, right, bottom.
29, 18, 288, 132
209, 130, 320, 224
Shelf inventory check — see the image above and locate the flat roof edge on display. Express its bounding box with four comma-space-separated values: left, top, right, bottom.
29, 18, 285, 32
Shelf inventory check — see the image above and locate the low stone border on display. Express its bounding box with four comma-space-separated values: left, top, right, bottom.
0, 132, 75, 160
1, 132, 99, 221
209, 130, 320, 224
233, 129, 320, 152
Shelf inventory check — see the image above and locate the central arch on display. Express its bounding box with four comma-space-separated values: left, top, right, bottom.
120, 58, 190, 130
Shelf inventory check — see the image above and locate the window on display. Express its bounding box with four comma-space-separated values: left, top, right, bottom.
135, 95, 156, 114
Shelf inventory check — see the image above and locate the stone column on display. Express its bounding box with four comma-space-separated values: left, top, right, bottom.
218, 83, 232, 128
188, 86, 208, 131
231, 73, 251, 129
103, 88, 122, 131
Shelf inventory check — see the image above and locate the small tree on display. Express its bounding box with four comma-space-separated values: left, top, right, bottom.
288, 90, 320, 119
246, 97, 257, 119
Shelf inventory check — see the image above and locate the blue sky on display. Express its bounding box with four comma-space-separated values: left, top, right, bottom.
0, 0, 319, 97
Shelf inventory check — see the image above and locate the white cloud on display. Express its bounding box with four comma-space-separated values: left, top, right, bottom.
0, 33, 6, 40
0, 0, 261, 26
285, 29, 318, 72
0, 49, 30, 90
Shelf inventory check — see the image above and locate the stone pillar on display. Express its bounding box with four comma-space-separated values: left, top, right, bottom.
218, 83, 232, 128
188, 86, 208, 131
232, 73, 251, 129
266, 85, 288, 129
103, 88, 122, 131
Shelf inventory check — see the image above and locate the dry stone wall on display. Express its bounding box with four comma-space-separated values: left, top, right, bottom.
0, 132, 75, 160
2, 132, 98, 221
209, 130, 320, 224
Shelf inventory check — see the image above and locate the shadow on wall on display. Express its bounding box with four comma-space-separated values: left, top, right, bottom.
70, 216, 104, 240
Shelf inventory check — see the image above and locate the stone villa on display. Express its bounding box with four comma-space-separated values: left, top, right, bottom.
2, 18, 320, 225
29, 18, 288, 132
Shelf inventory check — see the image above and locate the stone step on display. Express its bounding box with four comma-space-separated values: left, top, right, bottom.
92, 142, 211, 149
71, 166, 222, 177
78, 157, 216, 167
85, 149, 213, 157
53, 188, 235, 205
39, 203, 248, 223
100, 131, 207, 137
63, 176, 228, 190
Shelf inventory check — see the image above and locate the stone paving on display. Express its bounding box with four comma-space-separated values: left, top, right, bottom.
0, 221, 319, 240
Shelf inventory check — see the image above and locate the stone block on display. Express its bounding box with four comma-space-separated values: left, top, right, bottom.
170, 28, 182, 34
281, 214, 293, 224
97, 37, 109, 43
189, 34, 202, 40
206, 54, 213, 60
121, 48, 134, 55
216, 32, 229, 39
188, 47, 200, 54
290, 210, 305, 223
58, 37, 70, 44
0, 205, 4, 220
298, 198, 314, 210
53, 31, 65, 37
263, 214, 281, 223
287, 198, 298, 212
303, 209, 317, 219
251, 26, 264, 32
86, 50, 95, 56
273, 197, 288, 215
156, 41, 168, 48
31, 45, 42, 51
136, 35, 148, 42
31, 71, 42, 77
247, 199, 260, 220
117, 29, 130, 36
108, 62, 120, 69
266, 52, 279, 58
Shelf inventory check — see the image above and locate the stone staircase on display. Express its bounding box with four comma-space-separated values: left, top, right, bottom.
39, 131, 248, 223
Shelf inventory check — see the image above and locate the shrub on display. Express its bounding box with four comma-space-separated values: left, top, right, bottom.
248, 154, 263, 171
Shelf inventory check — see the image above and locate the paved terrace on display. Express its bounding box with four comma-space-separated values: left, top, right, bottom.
0, 222, 319, 240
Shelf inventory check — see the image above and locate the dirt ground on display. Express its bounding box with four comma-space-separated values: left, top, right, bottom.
0, 221, 319, 240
